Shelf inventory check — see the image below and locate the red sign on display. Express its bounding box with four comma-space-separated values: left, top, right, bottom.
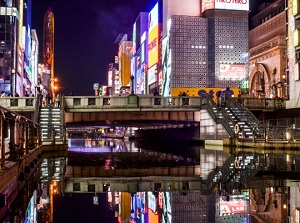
220, 64, 245, 79
202, 0, 215, 13
220, 200, 247, 215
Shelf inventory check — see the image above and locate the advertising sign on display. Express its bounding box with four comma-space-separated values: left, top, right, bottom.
93, 83, 99, 90
294, 29, 300, 47
219, 64, 245, 79
148, 3, 159, 68
148, 3, 159, 33
220, 199, 247, 215
293, 0, 299, 16
295, 208, 300, 223
202, 0, 249, 13
202, 0, 215, 13
148, 25, 159, 68
215, 0, 249, 11
172, 87, 239, 100
148, 65, 157, 85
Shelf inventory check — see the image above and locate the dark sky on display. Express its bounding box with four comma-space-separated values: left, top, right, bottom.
31, 0, 157, 96
31, 0, 261, 96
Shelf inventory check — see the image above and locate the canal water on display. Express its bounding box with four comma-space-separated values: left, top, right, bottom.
6, 136, 300, 223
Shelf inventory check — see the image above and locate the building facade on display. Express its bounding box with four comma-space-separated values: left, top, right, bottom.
248, 0, 286, 99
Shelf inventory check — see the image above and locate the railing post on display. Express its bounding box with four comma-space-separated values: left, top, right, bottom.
0, 113, 5, 168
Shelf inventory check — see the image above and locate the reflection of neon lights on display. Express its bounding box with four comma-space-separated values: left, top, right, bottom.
220, 199, 247, 215
68, 147, 111, 153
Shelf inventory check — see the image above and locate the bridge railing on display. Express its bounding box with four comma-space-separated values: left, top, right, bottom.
63, 95, 202, 109
0, 97, 36, 111
0, 95, 284, 111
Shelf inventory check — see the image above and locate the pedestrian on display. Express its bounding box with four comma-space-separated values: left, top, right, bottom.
55, 93, 61, 107
1, 91, 5, 97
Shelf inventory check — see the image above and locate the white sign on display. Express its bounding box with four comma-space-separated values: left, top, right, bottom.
93, 196, 99, 205
215, 0, 249, 11
148, 65, 157, 85
93, 83, 99, 90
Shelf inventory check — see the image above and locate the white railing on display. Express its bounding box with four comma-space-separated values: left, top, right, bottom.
0, 95, 285, 111
0, 97, 36, 111
63, 95, 202, 109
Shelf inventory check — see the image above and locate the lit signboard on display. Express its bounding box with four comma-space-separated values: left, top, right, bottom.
17, 0, 24, 77
148, 3, 159, 33
219, 64, 245, 79
132, 22, 137, 54
295, 208, 300, 223
202, 0, 215, 13
172, 87, 239, 99
220, 199, 247, 215
108, 70, 112, 87
202, 0, 249, 13
148, 25, 159, 68
294, 29, 300, 47
148, 64, 157, 85
295, 63, 299, 81
293, 0, 299, 16
0, 7, 18, 16
148, 3, 159, 68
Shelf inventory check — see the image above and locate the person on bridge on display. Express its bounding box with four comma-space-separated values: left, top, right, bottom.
55, 93, 61, 107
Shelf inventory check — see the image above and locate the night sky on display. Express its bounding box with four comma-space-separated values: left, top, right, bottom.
31, 0, 157, 96
31, 0, 262, 96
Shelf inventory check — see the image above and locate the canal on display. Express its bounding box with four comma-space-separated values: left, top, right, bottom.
4, 135, 300, 223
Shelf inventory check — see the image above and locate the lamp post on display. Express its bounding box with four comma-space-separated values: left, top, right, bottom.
130, 75, 134, 95
11, 68, 16, 96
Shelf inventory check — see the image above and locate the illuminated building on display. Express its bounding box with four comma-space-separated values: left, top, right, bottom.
107, 62, 120, 95
148, 3, 162, 94
0, 0, 36, 96
132, 12, 148, 94
286, 0, 300, 108
248, 0, 286, 98
162, 0, 249, 97
42, 7, 55, 99
117, 34, 133, 89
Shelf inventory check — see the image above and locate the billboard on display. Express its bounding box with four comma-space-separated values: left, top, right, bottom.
172, 87, 239, 99
148, 3, 159, 68
219, 199, 247, 215
202, 0, 215, 12
148, 64, 157, 85
219, 64, 245, 80
202, 0, 249, 13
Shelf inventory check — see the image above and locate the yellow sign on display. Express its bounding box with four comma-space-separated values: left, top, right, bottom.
148, 25, 159, 68
172, 87, 240, 100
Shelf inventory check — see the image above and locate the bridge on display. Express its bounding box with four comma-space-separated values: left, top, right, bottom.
0, 94, 297, 145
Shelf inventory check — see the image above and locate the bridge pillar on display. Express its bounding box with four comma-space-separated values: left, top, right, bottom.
127, 94, 138, 108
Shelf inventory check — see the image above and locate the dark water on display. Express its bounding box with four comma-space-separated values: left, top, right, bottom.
14, 137, 300, 223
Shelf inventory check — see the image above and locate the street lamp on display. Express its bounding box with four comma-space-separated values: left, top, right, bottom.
11, 68, 16, 96
130, 75, 134, 95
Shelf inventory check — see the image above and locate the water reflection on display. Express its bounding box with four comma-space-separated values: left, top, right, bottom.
9, 136, 300, 223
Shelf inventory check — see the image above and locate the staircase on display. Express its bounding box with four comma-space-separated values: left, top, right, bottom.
39, 106, 65, 144
200, 93, 261, 139
202, 153, 263, 195
224, 96, 261, 140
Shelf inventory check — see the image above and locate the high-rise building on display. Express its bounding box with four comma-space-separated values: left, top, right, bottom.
132, 12, 148, 94
162, 0, 249, 97
42, 7, 55, 99
0, 0, 32, 96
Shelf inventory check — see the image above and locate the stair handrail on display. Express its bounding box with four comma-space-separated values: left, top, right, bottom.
200, 93, 236, 137
226, 96, 260, 128
202, 154, 235, 195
